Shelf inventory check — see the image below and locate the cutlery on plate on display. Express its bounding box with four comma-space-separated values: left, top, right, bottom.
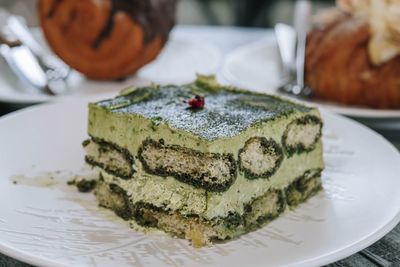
0, 24, 52, 94
275, 0, 313, 98
274, 23, 296, 81
3, 9, 71, 95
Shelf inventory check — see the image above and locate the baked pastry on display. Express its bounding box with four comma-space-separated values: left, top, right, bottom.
79, 75, 325, 247
305, 0, 400, 109
38, 0, 176, 80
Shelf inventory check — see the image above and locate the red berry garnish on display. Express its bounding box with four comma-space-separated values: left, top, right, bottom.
187, 95, 205, 109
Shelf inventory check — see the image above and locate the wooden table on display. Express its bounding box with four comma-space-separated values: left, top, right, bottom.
0, 25, 399, 267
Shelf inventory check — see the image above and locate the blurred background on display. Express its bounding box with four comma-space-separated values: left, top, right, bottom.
1, 0, 335, 27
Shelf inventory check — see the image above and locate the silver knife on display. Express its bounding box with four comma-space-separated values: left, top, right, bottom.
5, 10, 71, 94
0, 33, 50, 94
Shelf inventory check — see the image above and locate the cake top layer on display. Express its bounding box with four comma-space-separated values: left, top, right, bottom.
95, 76, 313, 140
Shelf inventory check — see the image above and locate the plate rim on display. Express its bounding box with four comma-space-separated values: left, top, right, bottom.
292, 109, 400, 267
0, 102, 400, 267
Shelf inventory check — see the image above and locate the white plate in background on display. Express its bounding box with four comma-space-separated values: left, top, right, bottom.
221, 38, 400, 120
0, 28, 222, 104
1, 100, 400, 267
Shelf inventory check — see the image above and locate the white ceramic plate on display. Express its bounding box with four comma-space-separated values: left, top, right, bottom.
0, 28, 222, 104
1, 100, 400, 267
221, 38, 400, 119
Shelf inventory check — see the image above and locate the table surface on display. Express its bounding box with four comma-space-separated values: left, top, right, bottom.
0, 25, 399, 267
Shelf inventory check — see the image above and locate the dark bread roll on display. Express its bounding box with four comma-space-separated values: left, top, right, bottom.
38, 0, 176, 80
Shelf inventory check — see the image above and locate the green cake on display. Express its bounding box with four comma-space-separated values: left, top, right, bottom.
81, 75, 324, 247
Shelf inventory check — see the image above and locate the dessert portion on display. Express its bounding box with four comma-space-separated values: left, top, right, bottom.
306, 0, 400, 109
38, 0, 176, 80
82, 76, 324, 247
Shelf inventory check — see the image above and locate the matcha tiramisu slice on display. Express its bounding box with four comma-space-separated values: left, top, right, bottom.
82, 75, 324, 247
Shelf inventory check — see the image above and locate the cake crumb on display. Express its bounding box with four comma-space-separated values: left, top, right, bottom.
67, 176, 97, 193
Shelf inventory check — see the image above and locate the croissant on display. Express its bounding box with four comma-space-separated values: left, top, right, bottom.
305, 11, 400, 109
38, 0, 176, 80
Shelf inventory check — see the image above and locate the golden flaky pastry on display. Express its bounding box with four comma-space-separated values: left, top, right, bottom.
305, 0, 400, 108
337, 0, 400, 65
